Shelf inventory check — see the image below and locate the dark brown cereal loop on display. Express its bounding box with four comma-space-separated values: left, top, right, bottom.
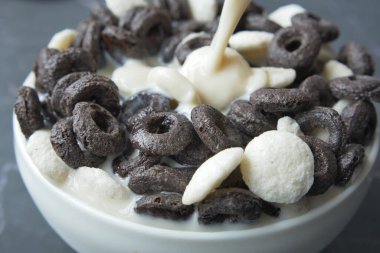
198, 188, 262, 225
171, 20, 205, 34
14, 86, 44, 138
60, 73, 121, 117
328, 75, 380, 102
301, 136, 337, 195
50, 117, 106, 168
261, 201, 280, 217
341, 100, 377, 145
128, 165, 196, 194
33, 48, 60, 92
119, 91, 173, 131
135, 193, 194, 220
40, 97, 58, 126
112, 152, 161, 177
242, 14, 281, 33
175, 33, 212, 65
160, 33, 190, 63
299, 75, 336, 107
227, 100, 277, 138
267, 27, 322, 73
191, 105, 244, 153
291, 12, 339, 42
249, 88, 311, 113
295, 107, 346, 154
150, 0, 191, 20
131, 112, 193, 156
34, 48, 97, 93
90, 4, 118, 26
336, 144, 365, 186
72, 102, 127, 157
338, 42, 375, 76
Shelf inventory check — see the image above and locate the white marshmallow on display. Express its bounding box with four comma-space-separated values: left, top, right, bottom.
47, 29, 77, 50
277, 116, 303, 136
27, 130, 70, 184
147, 67, 201, 104
229, 31, 274, 65
310, 128, 329, 143
74, 167, 127, 200
182, 147, 244, 205
322, 60, 353, 80
105, 0, 147, 18
241, 131, 314, 204
188, 0, 218, 23
268, 4, 306, 27
262, 67, 296, 88
332, 98, 354, 115
246, 67, 268, 94
23, 72, 36, 88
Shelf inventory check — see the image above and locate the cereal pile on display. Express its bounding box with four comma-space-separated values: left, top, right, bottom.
14, 0, 378, 226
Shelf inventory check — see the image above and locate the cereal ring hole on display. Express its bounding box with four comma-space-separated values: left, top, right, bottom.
92, 110, 113, 133
147, 115, 173, 134
285, 39, 302, 52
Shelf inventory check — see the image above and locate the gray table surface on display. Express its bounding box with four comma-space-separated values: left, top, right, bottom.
1, 0, 380, 252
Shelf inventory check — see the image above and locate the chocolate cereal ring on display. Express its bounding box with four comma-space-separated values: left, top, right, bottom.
191, 105, 244, 153
341, 100, 377, 145
60, 73, 120, 117
295, 107, 346, 153
90, 4, 118, 26
299, 75, 336, 107
301, 136, 337, 195
329, 75, 380, 102
175, 33, 212, 65
151, 0, 191, 20
338, 42, 375, 76
72, 102, 127, 157
112, 152, 161, 177
250, 88, 311, 113
243, 14, 281, 33
50, 117, 106, 168
131, 112, 193, 156
336, 143, 365, 186
14, 86, 44, 138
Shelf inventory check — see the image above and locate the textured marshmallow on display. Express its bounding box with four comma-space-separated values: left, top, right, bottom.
26, 129, 70, 183
105, 0, 147, 18
182, 147, 244, 205
188, 0, 217, 22
74, 167, 127, 200
246, 68, 268, 94
47, 29, 77, 50
277, 116, 303, 136
332, 99, 354, 115
241, 130, 314, 204
268, 4, 306, 27
23, 72, 36, 88
263, 67, 296, 88
322, 60, 353, 80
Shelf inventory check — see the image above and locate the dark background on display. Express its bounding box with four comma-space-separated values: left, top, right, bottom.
0, 0, 379, 252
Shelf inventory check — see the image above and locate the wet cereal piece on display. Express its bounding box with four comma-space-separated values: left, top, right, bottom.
301, 136, 337, 195
243, 14, 281, 33
131, 112, 193, 156
112, 152, 161, 177
128, 165, 196, 194
261, 201, 280, 217
299, 75, 336, 107
60, 73, 120, 117
120, 7, 172, 55
328, 75, 380, 102
34, 48, 96, 93
101, 25, 144, 62
227, 100, 277, 138
219, 167, 248, 189
338, 42, 375, 76
150, 0, 191, 20
291, 12, 339, 42
250, 88, 311, 113
14, 86, 44, 138
295, 107, 346, 154
197, 188, 262, 225
175, 33, 212, 65
336, 143, 365, 186
267, 27, 321, 73
90, 4, 118, 26
74, 20, 104, 67
191, 105, 244, 153
51, 72, 92, 117
119, 91, 172, 131
72, 102, 127, 157
160, 33, 189, 63
341, 100, 377, 145
50, 117, 106, 168
135, 193, 194, 220
40, 97, 58, 126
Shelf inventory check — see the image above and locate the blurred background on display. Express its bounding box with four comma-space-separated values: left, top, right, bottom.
0, 0, 379, 252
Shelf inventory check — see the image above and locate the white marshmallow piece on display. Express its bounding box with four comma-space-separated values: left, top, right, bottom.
268, 4, 306, 27
74, 167, 127, 200
246, 67, 268, 94
263, 67, 296, 88
105, 0, 147, 18
27, 130, 70, 183
241, 131, 314, 204
147, 67, 201, 105
188, 0, 217, 23
332, 98, 354, 115
182, 147, 244, 205
229, 31, 274, 65
322, 60, 353, 80
277, 116, 303, 136
23, 72, 36, 88
47, 29, 77, 50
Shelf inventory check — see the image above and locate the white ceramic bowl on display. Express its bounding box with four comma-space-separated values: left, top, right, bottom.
13, 113, 379, 253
